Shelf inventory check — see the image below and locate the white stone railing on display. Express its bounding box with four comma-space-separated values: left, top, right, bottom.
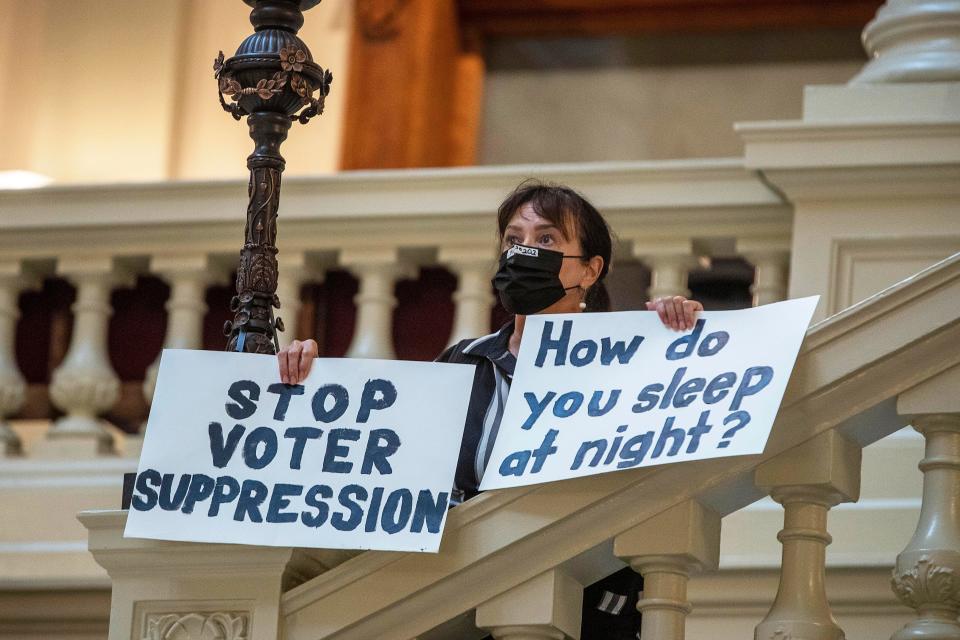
0, 158, 789, 459
79, 251, 960, 640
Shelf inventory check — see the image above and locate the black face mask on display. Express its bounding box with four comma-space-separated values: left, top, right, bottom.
492, 244, 583, 315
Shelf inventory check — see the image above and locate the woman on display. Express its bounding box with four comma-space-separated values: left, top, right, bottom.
278, 181, 703, 638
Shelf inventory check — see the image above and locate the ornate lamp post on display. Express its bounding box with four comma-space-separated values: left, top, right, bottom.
214, 0, 332, 354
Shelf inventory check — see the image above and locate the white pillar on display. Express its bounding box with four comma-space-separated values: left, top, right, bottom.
42, 258, 131, 458
739, 240, 791, 307
127, 255, 223, 458
633, 241, 696, 301
0, 261, 35, 456
275, 251, 325, 350
615, 500, 721, 640
754, 431, 861, 640
476, 568, 582, 640
342, 249, 411, 360
893, 368, 960, 640
142, 255, 222, 406
852, 0, 960, 84
439, 246, 495, 346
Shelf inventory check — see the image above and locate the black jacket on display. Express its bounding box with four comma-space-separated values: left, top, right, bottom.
435, 320, 517, 502
437, 321, 644, 639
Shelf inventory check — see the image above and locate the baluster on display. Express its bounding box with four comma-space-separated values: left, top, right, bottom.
342, 248, 412, 360
634, 241, 696, 301
128, 255, 221, 458
891, 367, 960, 640
38, 257, 132, 458
754, 431, 861, 640
276, 251, 323, 350
738, 240, 790, 307
439, 246, 494, 346
142, 255, 222, 404
476, 568, 582, 640
851, 0, 960, 84
0, 261, 36, 456
615, 499, 721, 640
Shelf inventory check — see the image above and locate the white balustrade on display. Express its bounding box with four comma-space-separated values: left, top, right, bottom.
891, 367, 960, 640
439, 246, 495, 346
754, 431, 862, 640
74, 252, 960, 640
0, 260, 35, 456
41, 257, 132, 458
0, 160, 805, 635
633, 241, 696, 301
852, 0, 960, 84
342, 248, 413, 360
615, 500, 721, 640
476, 568, 582, 640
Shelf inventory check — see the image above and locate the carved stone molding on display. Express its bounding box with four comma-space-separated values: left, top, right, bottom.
892, 555, 960, 610
142, 610, 249, 640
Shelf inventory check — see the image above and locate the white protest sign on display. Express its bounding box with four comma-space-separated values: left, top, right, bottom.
125, 350, 473, 552
480, 296, 819, 490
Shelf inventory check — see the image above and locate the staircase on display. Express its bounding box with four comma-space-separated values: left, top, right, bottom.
81, 251, 960, 640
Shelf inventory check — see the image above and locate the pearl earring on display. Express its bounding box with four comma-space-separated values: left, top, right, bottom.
578, 301, 587, 310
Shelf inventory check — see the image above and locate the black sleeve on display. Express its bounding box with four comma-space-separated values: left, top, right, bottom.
434, 339, 469, 363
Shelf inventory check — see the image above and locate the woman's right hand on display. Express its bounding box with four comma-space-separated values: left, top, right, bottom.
278, 338, 318, 385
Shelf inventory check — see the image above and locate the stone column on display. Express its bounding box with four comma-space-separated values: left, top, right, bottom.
41, 257, 131, 458
744, 249, 790, 307
891, 366, 960, 640
342, 248, 411, 360
754, 431, 861, 640
614, 500, 721, 640
476, 568, 583, 640
128, 255, 222, 459
142, 255, 222, 405
852, 0, 960, 84
0, 261, 35, 456
276, 255, 305, 351
275, 251, 326, 350
633, 241, 696, 301
738, 238, 791, 307
439, 246, 495, 346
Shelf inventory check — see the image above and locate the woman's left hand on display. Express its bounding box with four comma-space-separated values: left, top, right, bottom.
646, 296, 703, 331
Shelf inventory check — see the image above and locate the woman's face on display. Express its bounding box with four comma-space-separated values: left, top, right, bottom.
501, 202, 603, 314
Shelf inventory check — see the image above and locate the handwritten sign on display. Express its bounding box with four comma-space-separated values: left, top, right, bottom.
124, 350, 472, 552
480, 297, 818, 490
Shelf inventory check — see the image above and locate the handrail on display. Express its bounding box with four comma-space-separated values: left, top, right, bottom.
0, 159, 786, 260
279, 252, 960, 640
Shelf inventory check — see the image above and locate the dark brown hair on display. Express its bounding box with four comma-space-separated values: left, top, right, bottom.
497, 180, 613, 312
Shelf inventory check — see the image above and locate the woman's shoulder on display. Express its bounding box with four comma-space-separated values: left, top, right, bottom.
436, 321, 514, 364
434, 338, 478, 364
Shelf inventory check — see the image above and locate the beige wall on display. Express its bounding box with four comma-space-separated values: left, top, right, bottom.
0, 0, 351, 185
480, 31, 866, 164
482, 61, 863, 163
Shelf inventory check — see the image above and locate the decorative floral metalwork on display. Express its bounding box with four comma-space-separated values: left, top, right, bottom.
892, 556, 960, 610
215, 2, 330, 355
213, 49, 332, 124
279, 46, 306, 72
293, 66, 333, 124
